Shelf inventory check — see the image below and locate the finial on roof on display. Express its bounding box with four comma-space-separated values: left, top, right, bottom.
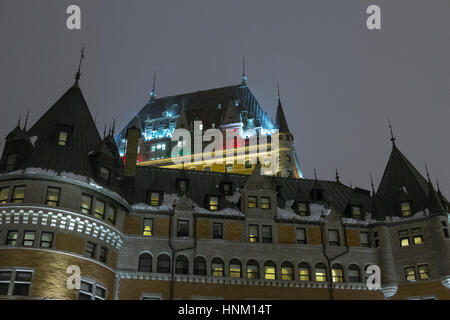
240, 54, 247, 87
277, 81, 281, 101
425, 162, 431, 182
17, 114, 21, 127
436, 178, 441, 191
388, 117, 396, 144
103, 123, 106, 139
112, 119, 116, 136
370, 172, 375, 194
150, 71, 156, 99
75, 45, 85, 83
23, 110, 30, 130
335, 168, 340, 182
349, 180, 353, 189
314, 168, 318, 181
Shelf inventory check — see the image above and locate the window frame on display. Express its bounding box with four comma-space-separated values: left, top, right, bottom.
177, 219, 189, 237
12, 185, 25, 204
40, 231, 54, 248
212, 222, 223, 240
45, 187, 61, 207
0, 269, 33, 297
248, 224, 259, 243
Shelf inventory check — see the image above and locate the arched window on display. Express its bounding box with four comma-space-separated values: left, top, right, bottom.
246, 260, 259, 279
175, 255, 189, 274
281, 261, 293, 280
348, 264, 361, 283
211, 258, 224, 277
193, 257, 207, 276
138, 253, 152, 272
157, 254, 171, 273
229, 259, 241, 278
298, 262, 310, 281
264, 261, 276, 280
315, 263, 327, 282
332, 263, 344, 283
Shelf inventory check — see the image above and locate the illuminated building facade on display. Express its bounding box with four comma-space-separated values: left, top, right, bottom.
0, 71, 449, 300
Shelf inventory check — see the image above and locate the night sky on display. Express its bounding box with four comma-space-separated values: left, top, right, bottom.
1, 1, 449, 194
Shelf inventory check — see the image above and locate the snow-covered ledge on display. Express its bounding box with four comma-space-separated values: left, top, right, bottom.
0, 205, 124, 248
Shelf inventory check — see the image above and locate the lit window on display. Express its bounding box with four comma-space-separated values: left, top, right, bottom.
360, 232, 370, 247
400, 238, 410, 247
298, 262, 310, 281
5, 230, 18, 246
143, 218, 153, 237
99, 246, 108, 263
58, 131, 68, 146
352, 206, 362, 220
332, 264, 344, 283
94, 199, 105, 219
281, 262, 293, 281
151, 145, 156, 152
6, 154, 17, 171
264, 261, 276, 280
328, 229, 340, 246
100, 167, 110, 181
177, 220, 189, 237
418, 264, 430, 280
78, 279, 106, 300
138, 253, 152, 272
401, 202, 411, 217
399, 229, 410, 247
405, 267, 416, 282
412, 228, 423, 245
40, 232, 53, 248
46, 187, 60, 207
315, 264, 327, 282
107, 206, 116, 225
212, 222, 223, 239
298, 202, 309, 216
262, 225, 272, 243
80, 194, 92, 214
175, 256, 189, 274
211, 258, 224, 277
248, 196, 257, 208
0, 187, 9, 203
23, 231, 35, 247
261, 197, 270, 210
348, 265, 361, 282
150, 192, 161, 206
246, 260, 259, 279
209, 196, 218, 211
229, 259, 241, 278
204, 166, 211, 172
0, 270, 33, 297
12, 186, 25, 203
226, 164, 233, 172
296, 228, 306, 244
248, 225, 259, 242
194, 257, 206, 276
263, 157, 271, 168
85, 241, 96, 259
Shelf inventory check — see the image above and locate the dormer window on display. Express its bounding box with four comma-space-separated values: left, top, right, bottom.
297, 202, 309, 216
352, 206, 362, 220
401, 202, 411, 217
208, 196, 218, 211
149, 191, 162, 206
177, 179, 188, 193
99, 167, 110, 182
6, 153, 18, 171
58, 131, 68, 146
222, 183, 232, 195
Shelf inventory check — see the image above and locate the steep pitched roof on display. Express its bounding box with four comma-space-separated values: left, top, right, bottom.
377, 143, 429, 217
25, 83, 102, 178
275, 100, 291, 135
427, 180, 446, 214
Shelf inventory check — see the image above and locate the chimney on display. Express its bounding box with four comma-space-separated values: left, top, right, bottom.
123, 120, 141, 177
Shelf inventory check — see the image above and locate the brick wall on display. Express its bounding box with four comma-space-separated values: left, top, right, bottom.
278, 225, 296, 244
346, 229, 360, 247
154, 217, 170, 236
225, 221, 243, 241
196, 220, 211, 239
307, 226, 322, 245
124, 216, 142, 235
55, 233, 86, 255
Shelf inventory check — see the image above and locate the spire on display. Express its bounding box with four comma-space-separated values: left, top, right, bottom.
426, 173, 445, 214
75, 45, 85, 84
425, 162, 431, 182
240, 54, 247, 87
150, 71, 157, 100
17, 114, 21, 128
335, 168, 340, 183
24, 110, 30, 130
112, 119, 116, 136
314, 168, 318, 181
275, 89, 292, 135
370, 172, 375, 195
388, 118, 396, 144
277, 81, 281, 102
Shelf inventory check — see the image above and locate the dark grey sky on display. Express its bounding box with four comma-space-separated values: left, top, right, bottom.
1, 0, 449, 194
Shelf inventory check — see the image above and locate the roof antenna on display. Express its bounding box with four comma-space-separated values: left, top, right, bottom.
388, 117, 396, 144
75, 45, 85, 83
23, 110, 30, 130
240, 54, 247, 87
335, 168, 340, 183
150, 71, 157, 99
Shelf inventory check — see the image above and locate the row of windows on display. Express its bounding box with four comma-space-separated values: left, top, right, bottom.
0, 185, 118, 225
85, 241, 109, 264
404, 264, 430, 282
0, 269, 33, 297
398, 228, 424, 247
3, 230, 53, 248
137, 253, 367, 283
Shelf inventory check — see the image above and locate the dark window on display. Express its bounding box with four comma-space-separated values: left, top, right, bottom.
245, 160, 252, 169
40, 232, 53, 248
0, 271, 12, 295
352, 206, 362, 220
444, 229, 449, 238
296, 228, 307, 244
262, 225, 272, 243
177, 180, 188, 193
281, 262, 293, 280
348, 265, 361, 282
212, 222, 223, 239
6, 230, 18, 246
229, 259, 241, 278
99, 167, 110, 182
78, 280, 106, 300
248, 224, 259, 242
328, 229, 340, 246
6, 154, 18, 171
175, 256, 189, 274
94, 199, 106, 220
0, 187, 9, 203
46, 187, 60, 207
261, 197, 270, 210
99, 246, 108, 263
138, 253, 152, 272
177, 220, 189, 237
80, 194, 92, 214
248, 196, 257, 208
85, 241, 96, 258
143, 218, 153, 237
264, 261, 276, 280
157, 255, 171, 273
418, 264, 430, 280
107, 206, 116, 225
222, 183, 232, 195
298, 262, 310, 281
211, 258, 224, 277
193, 257, 206, 276
246, 260, 259, 279
12, 186, 25, 203
23, 231, 35, 247
12, 271, 32, 296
